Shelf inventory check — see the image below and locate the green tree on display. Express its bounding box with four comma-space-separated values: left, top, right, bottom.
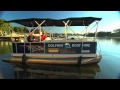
87, 33, 95, 37
113, 29, 120, 33
19, 26, 24, 33
14, 27, 20, 33
13, 26, 25, 33
0, 19, 13, 35
97, 32, 108, 37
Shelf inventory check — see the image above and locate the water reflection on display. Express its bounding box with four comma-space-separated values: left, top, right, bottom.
97, 37, 112, 41
0, 41, 11, 47
97, 37, 120, 45
0, 41, 12, 54
13, 64, 100, 79
112, 38, 120, 45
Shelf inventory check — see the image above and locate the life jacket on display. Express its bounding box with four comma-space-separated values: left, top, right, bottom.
41, 34, 47, 41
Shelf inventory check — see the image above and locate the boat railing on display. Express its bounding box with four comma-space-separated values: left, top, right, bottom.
12, 42, 45, 54
11, 39, 97, 54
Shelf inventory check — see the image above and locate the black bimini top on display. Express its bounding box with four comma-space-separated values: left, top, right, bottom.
5, 17, 102, 27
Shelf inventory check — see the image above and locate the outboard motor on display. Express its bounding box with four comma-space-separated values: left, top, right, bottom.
77, 56, 82, 66
22, 54, 27, 66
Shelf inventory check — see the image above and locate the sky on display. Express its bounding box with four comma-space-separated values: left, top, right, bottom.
0, 11, 120, 33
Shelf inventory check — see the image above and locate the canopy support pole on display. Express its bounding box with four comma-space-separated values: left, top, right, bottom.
34, 20, 46, 42
63, 20, 69, 41
95, 21, 99, 41
83, 20, 88, 38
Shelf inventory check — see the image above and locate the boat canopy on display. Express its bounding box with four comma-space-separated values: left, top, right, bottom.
5, 17, 102, 27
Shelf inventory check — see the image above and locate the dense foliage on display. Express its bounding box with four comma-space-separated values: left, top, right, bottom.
0, 19, 13, 34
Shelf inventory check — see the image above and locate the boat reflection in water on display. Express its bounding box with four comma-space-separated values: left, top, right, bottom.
13, 63, 100, 79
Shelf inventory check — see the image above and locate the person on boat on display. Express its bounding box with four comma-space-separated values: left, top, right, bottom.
41, 33, 47, 41
38, 30, 47, 41
27, 31, 35, 42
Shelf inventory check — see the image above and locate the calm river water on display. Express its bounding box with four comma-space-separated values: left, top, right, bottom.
0, 38, 120, 79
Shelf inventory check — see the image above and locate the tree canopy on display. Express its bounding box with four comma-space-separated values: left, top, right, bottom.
0, 19, 13, 33
113, 29, 120, 33
0, 19, 29, 34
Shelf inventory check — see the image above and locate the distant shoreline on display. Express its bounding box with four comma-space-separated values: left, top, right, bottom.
87, 36, 120, 38
104, 37, 120, 38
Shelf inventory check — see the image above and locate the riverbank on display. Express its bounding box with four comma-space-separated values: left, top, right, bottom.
109, 37, 120, 38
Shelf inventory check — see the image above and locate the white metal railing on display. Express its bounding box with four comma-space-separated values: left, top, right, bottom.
13, 42, 45, 54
